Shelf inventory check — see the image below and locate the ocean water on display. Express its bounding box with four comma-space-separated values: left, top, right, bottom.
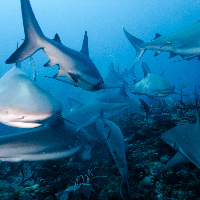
0, 0, 200, 199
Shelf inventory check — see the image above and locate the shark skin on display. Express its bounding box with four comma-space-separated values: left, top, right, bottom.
95, 118, 129, 199
6, 0, 105, 91
123, 21, 200, 65
0, 67, 62, 128
0, 120, 92, 162
96, 85, 142, 114
63, 98, 129, 129
128, 62, 175, 97
157, 111, 200, 177
104, 62, 123, 86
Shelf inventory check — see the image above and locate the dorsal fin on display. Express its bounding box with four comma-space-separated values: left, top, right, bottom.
68, 98, 83, 112
53, 33, 62, 44
142, 62, 151, 77
154, 33, 162, 40
80, 31, 89, 57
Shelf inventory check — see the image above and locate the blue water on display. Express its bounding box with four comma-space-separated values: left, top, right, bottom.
1, 1, 200, 93
0, 1, 200, 199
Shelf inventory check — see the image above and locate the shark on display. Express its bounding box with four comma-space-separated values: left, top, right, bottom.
5, 0, 108, 91
0, 67, 93, 161
128, 62, 175, 97
0, 66, 62, 128
156, 110, 200, 177
123, 21, 200, 65
96, 85, 142, 114
0, 119, 93, 162
63, 98, 129, 129
104, 62, 123, 86
95, 114, 129, 199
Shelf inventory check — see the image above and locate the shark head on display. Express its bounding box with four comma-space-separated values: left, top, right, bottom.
129, 62, 175, 97
0, 67, 62, 128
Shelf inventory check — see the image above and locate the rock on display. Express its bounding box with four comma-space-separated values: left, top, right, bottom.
140, 176, 154, 189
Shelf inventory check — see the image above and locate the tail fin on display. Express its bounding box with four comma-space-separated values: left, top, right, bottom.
120, 176, 130, 199
123, 26, 146, 66
6, 0, 45, 64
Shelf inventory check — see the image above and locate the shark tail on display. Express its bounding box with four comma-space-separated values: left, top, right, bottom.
120, 176, 130, 200
123, 26, 146, 66
6, 0, 45, 64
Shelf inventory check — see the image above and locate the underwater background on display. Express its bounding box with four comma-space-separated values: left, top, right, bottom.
0, 0, 200, 199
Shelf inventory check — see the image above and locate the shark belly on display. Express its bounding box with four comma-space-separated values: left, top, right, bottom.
43, 39, 103, 91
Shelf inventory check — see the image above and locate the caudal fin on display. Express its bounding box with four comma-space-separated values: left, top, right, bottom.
120, 177, 130, 200
123, 26, 146, 66
6, 0, 45, 64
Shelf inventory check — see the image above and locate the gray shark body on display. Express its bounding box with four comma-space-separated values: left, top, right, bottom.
157, 111, 200, 176
6, 0, 105, 91
104, 62, 122, 86
95, 118, 129, 199
96, 85, 142, 113
0, 67, 61, 128
0, 120, 91, 162
129, 62, 175, 97
123, 21, 200, 65
63, 98, 129, 129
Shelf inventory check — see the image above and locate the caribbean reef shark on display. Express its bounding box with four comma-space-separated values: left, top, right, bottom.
6, 0, 108, 91
0, 67, 93, 161
63, 98, 129, 129
157, 110, 200, 177
95, 115, 129, 199
0, 119, 93, 162
104, 62, 123, 86
123, 21, 200, 65
96, 85, 142, 113
128, 62, 175, 97
0, 66, 61, 128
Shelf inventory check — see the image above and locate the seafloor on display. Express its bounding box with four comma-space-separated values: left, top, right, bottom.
0, 98, 200, 200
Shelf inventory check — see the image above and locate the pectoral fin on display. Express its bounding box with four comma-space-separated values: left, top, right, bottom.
44, 60, 55, 67
68, 73, 80, 83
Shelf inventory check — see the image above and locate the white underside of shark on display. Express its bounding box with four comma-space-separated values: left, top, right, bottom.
128, 62, 175, 97
0, 67, 62, 128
